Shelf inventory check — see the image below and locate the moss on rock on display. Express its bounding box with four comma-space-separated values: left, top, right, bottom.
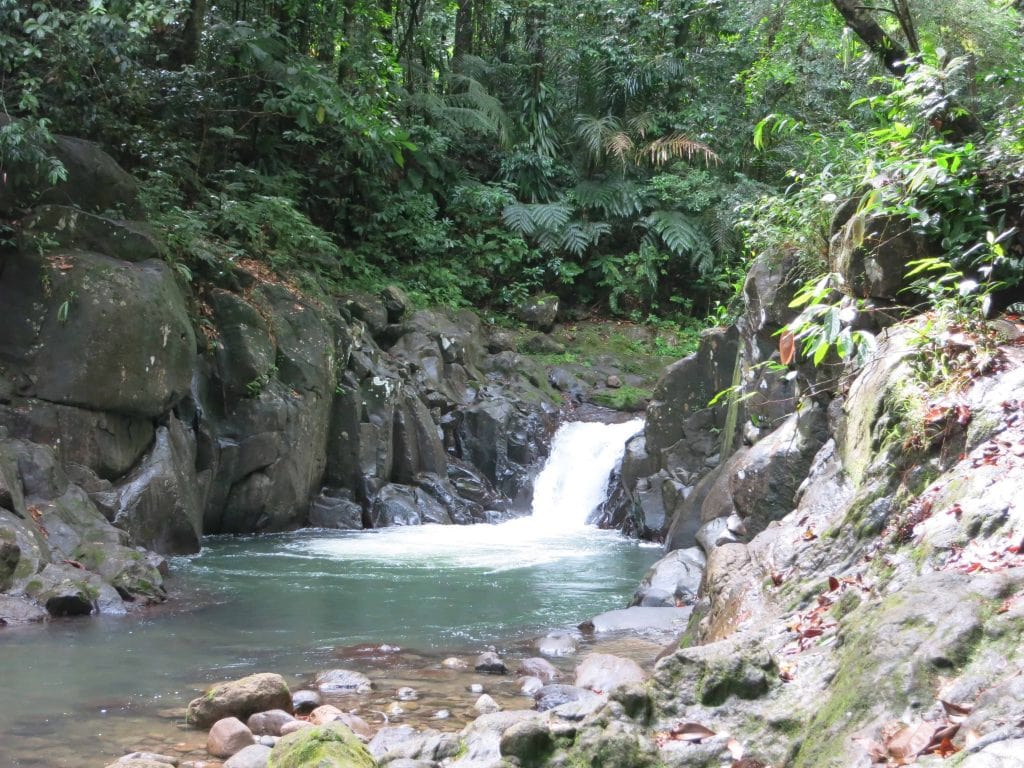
268, 723, 377, 768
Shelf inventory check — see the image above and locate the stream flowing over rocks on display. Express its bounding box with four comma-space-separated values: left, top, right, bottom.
4, 126, 1024, 768
0, 131, 571, 621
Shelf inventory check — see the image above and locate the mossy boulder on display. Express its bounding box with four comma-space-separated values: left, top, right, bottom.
268, 723, 377, 768
187, 673, 293, 729
71, 541, 166, 601
0, 250, 195, 418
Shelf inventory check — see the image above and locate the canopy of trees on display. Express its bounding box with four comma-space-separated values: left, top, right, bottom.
2, 0, 1023, 323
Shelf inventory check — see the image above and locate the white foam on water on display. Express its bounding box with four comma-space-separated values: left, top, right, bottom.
297, 418, 643, 571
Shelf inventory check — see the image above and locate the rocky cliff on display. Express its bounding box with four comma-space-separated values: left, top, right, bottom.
0, 130, 562, 623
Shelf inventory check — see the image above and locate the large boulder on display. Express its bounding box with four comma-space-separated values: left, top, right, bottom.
0, 115, 140, 216
0, 400, 153, 480
574, 653, 647, 693
830, 214, 933, 301
369, 483, 451, 527
186, 673, 293, 729
267, 723, 377, 768
71, 541, 166, 602
95, 417, 203, 554
25, 562, 126, 617
0, 250, 195, 417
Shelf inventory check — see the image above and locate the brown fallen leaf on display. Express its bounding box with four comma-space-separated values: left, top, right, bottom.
828, 575, 840, 592
940, 700, 972, 718
669, 722, 717, 742
887, 721, 939, 761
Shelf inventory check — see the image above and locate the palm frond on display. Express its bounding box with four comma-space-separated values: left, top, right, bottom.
574, 114, 622, 162
643, 133, 719, 166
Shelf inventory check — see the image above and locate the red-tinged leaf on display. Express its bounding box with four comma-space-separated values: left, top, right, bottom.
887, 721, 940, 760
828, 576, 840, 592
669, 722, 717, 742
771, 570, 785, 586
803, 527, 817, 541
930, 737, 960, 757
924, 405, 950, 424
964, 562, 982, 573
779, 330, 796, 366
727, 738, 744, 759
801, 627, 825, 639
954, 404, 971, 425
778, 664, 795, 682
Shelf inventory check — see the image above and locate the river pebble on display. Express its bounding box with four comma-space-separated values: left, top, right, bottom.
206, 718, 254, 759
474, 694, 501, 714
469, 683, 484, 694
441, 657, 468, 670
396, 686, 419, 701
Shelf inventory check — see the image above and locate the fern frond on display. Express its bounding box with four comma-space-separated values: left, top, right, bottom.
572, 180, 646, 219
643, 133, 719, 166
559, 221, 612, 256
644, 210, 716, 274
502, 202, 574, 237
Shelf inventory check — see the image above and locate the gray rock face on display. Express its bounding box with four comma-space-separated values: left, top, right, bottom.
830, 214, 933, 301
0, 250, 194, 418
18, 205, 161, 263
370, 483, 451, 527
246, 709, 295, 737
451, 710, 541, 768
308, 488, 364, 529
0, 400, 153, 481
100, 417, 203, 555
633, 547, 704, 607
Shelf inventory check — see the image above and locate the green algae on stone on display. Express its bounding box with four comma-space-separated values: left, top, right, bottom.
268, 723, 377, 768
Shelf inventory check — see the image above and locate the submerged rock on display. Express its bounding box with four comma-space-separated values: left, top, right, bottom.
536, 631, 578, 657
574, 653, 647, 693
313, 668, 374, 695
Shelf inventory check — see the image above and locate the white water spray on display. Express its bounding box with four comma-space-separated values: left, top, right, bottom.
298, 419, 644, 569
530, 419, 644, 529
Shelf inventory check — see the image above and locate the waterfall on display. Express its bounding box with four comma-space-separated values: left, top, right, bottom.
530, 419, 644, 529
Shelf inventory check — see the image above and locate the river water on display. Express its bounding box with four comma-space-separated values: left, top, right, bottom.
0, 419, 662, 766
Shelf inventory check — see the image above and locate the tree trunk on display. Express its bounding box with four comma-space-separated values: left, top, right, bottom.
177, 0, 207, 67
829, 0, 982, 137
454, 0, 474, 62
830, 0, 910, 76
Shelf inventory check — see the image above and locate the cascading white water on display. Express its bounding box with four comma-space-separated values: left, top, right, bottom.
296, 418, 645, 570
530, 418, 645, 529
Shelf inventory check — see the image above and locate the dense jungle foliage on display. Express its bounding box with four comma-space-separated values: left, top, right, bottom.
2, 0, 1024, 335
